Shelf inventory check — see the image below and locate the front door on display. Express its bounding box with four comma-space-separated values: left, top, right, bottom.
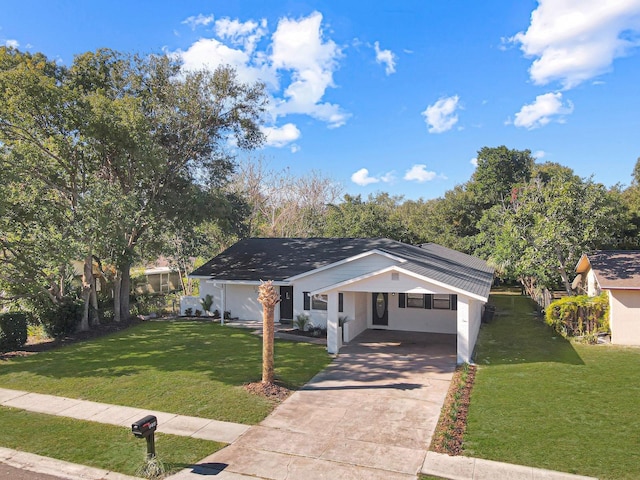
280, 286, 293, 321
372, 292, 388, 326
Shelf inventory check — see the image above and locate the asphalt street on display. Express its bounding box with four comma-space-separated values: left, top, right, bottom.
0, 463, 66, 480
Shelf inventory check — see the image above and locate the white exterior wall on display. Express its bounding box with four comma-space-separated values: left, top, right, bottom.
199, 282, 275, 321
343, 292, 368, 342
609, 289, 640, 346
468, 299, 482, 357
457, 297, 471, 364
456, 297, 482, 364
586, 269, 601, 296
386, 295, 456, 333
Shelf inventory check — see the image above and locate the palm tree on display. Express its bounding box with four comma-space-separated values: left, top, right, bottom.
257, 280, 280, 384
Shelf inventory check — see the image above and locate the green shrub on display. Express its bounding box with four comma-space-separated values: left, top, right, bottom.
294, 314, 310, 331
0, 311, 28, 352
132, 294, 167, 317
40, 298, 83, 338
545, 293, 609, 339
200, 294, 214, 313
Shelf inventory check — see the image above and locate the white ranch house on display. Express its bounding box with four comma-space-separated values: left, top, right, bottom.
184, 238, 494, 364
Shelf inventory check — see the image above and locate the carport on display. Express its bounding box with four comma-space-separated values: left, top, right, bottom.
312, 266, 489, 364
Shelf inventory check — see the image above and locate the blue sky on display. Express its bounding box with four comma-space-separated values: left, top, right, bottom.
2, 1, 640, 200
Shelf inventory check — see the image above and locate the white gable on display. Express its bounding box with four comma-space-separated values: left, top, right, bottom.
290, 251, 400, 292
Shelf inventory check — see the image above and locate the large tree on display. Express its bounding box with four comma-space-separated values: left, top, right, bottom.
469, 145, 535, 208
229, 157, 342, 238
484, 163, 624, 304
0, 48, 91, 312
0, 47, 267, 321
322, 193, 409, 240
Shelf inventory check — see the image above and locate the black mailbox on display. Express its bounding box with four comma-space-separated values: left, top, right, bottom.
132, 415, 157, 438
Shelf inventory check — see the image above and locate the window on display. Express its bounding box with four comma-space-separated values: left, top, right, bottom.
338, 293, 344, 312
311, 294, 327, 311
432, 294, 451, 310
406, 293, 425, 308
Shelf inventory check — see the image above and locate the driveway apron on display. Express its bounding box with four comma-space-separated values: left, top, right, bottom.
204, 330, 456, 479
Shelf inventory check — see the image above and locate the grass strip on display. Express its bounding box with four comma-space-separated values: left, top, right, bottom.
0, 406, 224, 477
465, 293, 640, 480
0, 320, 331, 424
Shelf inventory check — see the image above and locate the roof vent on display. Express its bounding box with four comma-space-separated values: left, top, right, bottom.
391, 272, 400, 281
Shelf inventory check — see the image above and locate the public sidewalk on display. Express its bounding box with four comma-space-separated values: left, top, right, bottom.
0, 387, 249, 444
422, 452, 598, 480
0, 387, 600, 480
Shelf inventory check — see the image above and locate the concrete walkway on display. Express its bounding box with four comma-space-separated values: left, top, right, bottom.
0, 388, 249, 444
188, 330, 457, 479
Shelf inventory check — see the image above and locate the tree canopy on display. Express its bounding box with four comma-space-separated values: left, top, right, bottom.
0, 46, 267, 321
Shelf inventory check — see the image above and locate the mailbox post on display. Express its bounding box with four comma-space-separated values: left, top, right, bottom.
132, 415, 158, 460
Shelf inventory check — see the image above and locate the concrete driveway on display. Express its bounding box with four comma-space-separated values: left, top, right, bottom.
203, 330, 456, 479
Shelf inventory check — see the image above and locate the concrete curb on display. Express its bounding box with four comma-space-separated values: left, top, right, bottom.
0, 447, 140, 480
422, 451, 599, 480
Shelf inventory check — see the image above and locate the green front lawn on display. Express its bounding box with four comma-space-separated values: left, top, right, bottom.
0, 321, 331, 424
0, 407, 223, 477
465, 294, 640, 480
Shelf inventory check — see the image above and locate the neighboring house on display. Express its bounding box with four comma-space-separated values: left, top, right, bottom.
188, 238, 494, 363
70, 259, 105, 292
135, 266, 181, 294
575, 250, 640, 346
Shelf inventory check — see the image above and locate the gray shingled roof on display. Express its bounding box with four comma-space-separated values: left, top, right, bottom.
584, 250, 640, 289
191, 238, 494, 299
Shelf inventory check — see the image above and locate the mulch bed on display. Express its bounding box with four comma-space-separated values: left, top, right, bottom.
279, 328, 326, 339
243, 381, 292, 402
430, 364, 477, 455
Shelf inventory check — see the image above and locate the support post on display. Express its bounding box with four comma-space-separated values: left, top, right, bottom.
327, 291, 340, 354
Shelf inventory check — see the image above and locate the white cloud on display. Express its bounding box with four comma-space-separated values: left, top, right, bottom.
374, 41, 396, 75
175, 11, 350, 138
260, 123, 301, 147
511, 0, 640, 88
404, 164, 437, 183
422, 95, 461, 133
513, 92, 574, 129
290, 144, 300, 153
470, 157, 478, 167
182, 14, 215, 30
4, 39, 19, 48
177, 37, 278, 89
380, 171, 396, 183
215, 17, 267, 54
270, 12, 349, 128
351, 168, 380, 186
533, 150, 546, 159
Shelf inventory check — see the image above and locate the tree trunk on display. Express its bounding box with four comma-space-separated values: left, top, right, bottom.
555, 247, 572, 295
113, 270, 122, 323
79, 252, 92, 332
258, 280, 280, 385
90, 280, 99, 326
119, 258, 131, 321
262, 304, 275, 384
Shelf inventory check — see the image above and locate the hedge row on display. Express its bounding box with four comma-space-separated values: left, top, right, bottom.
0, 312, 28, 352
545, 293, 609, 342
